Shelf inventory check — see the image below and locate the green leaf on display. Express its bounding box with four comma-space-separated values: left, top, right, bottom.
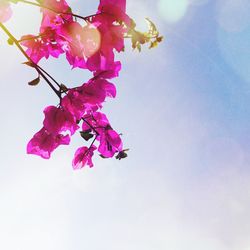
80, 130, 94, 141
28, 77, 40, 86
116, 149, 129, 160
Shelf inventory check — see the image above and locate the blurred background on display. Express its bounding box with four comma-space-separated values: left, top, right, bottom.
0, 0, 250, 249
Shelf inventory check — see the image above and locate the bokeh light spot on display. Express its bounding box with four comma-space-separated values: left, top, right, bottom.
158, 0, 189, 23
217, 0, 250, 84
81, 25, 101, 58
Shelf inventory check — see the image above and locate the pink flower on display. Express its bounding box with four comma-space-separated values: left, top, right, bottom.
72, 145, 97, 169
83, 0, 131, 72
82, 112, 110, 134
61, 78, 116, 119
61, 89, 87, 120
81, 78, 116, 107
43, 106, 79, 135
98, 129, 123, 158
94, 62, 121, 79
21, 31, 64, 63
22, 0, 129, 167
27, 127, 70, 159
0, 1, 12, 23
59, 22, 101, 68
40, 0, 72, 14
40, 0, 73, 28
58, 0, 131, 72
21, 0, 73, 63
21, 0, 130, 75
97, 0, 130, 25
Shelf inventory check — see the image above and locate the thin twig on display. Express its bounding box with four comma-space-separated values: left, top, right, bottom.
0, 22, 61, 98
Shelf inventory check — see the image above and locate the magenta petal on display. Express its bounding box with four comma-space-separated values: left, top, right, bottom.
72, 145, 97, 170
27, 127, 71, 159
98, 129, 123, 158
82, 112, 109, 132
43, 106, 79, 135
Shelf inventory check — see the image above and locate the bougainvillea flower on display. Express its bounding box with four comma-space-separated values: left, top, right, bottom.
43, 106, 79, 135
0, 0, 161, 169
82, 112, 110, 134
72, 145, 97, 169
94, 62, 121, 79
21, 0, 131, 72
27, 127, 70, 159
97, 0, 130, 24
0, 1, 12, 23
21, 31, 65, 63
40, 0, 73, 27
53, 0, 131, 72
81, 78, 116, 107
21, 0, 73, 63
98, 129, 123, 158
80, 0, 131, 73
61, 88, 87, 120
60, 22, 101, 68
62, 78, 116, 120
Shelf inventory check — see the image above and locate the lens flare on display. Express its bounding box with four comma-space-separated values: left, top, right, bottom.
61, 22, 101, 59
157, 0, 189, 23
216, 0, 250, 84
80, 24, 101, 58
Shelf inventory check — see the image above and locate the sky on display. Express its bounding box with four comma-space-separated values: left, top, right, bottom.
0, 0, 250, 249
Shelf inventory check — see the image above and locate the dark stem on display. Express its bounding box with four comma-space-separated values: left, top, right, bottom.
83, 136, 97, 158
0, 22, 61, 98
36, 64, 61, 89
82, 118, 100, 136
89, 136, 97, 149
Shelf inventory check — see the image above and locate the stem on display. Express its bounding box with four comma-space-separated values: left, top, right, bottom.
84, 135, 97, 158
82, 118, 100, 136
11, 0, 60, 15
37, 68, 61, 98
0, 22, 61, 98
36, 64, 61, 89
0, 22, 30, 62
8, 0, 102, 21
89, 136, 97, 149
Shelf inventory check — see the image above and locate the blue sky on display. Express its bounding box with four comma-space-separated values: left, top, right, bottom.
0, 0, 250, 249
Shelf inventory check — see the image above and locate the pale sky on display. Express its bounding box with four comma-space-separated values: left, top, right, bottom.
0, 0, 250, 249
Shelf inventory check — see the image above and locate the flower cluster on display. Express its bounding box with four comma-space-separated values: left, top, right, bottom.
27, 74, 123, 169
20, 0, 130, 76
0, 0, 162, 169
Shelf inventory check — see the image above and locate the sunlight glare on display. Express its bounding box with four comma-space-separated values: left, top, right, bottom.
7, 3, 41, 37
158, 0, 189, 23
81, 24, 101, 58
